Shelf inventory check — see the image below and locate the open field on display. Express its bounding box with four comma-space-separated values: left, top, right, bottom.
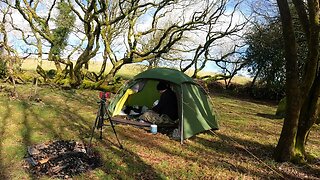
21, 59, 251, 84
21, 59, 144, 80
0, 83, 318, 179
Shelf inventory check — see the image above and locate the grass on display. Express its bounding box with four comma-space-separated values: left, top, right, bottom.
0, 83, 319, 179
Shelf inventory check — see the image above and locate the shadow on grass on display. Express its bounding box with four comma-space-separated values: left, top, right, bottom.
303, 163, 320, 178
278, 162, 320, 179
13, 89, 162, 179
21, 102, 33, 146
256, 113, 283, 120
191, 133, 283, 178
117, 127, 280, 179
92, 139, 163, 179
26, 91, 96, 142
0, 100, 11, 179
194, 132, 320, 179
213, 92, 278, 107
22, 102, 63, 141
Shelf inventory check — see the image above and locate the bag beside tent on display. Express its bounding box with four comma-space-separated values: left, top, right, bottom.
108, 67, 219, 142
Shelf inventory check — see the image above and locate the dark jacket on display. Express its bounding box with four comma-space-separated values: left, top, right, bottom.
152, 88, 178, 120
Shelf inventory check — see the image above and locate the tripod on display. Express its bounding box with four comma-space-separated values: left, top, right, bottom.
88, 92, 123, 150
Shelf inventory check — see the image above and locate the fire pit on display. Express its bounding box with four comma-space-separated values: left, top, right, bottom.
25, 140, 101, 179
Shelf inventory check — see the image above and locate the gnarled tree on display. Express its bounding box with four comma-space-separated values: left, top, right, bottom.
178, 0, 248, 78
68, 0, 246, 89
14, 0, 75, 82
0, 2, 21, 96
275, 0, 320, 162
8, 0, 250, 90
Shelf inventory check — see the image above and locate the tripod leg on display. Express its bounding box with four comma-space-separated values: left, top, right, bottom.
109, 118, 123, 149
99, 118, 103, 139
88, 100, 105, 151
88, 114, 100, 153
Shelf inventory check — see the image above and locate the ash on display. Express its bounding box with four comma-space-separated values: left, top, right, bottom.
25, 140, 101, 179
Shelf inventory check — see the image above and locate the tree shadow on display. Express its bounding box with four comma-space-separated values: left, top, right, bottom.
256, 113, 283, 120
0, 98, 46, 179
213, 92, 279, 107
117, 127, 280, 178
194, 132, 320, 179
45, 104, 90, 140
23, 103, 63, 141
117, 126, 285, 178
91, 139, 163, 179
16, 89, 162, 179
189, 132, 280, 178
0, 100, 11, 179
278, 162, 320, 179
21, 102, 34, 146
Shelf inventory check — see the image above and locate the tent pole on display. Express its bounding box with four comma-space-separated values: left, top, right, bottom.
180, 84, 184, 144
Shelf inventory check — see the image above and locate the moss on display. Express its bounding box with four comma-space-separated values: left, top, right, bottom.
17, 71, 36, 82
80, 80, 120, 93
0, 59, 7, 78
291, 152, 306, 164
98, 84, 116, 92
79, 80, 98, 89
57, 78, 72, 89
276, 97, 286, 117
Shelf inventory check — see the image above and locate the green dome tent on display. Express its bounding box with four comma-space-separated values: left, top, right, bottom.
108, 67, 219, 142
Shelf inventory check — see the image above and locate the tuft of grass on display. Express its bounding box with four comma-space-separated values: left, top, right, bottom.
0, 83, 318, 179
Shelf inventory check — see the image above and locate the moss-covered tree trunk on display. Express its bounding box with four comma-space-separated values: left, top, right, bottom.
275, 0, 320, 162
294, 0, 320, 161
69, 37, 93, 87
71, 59, 86, 87
274, 0, 301, 162
295, 78, 320, 160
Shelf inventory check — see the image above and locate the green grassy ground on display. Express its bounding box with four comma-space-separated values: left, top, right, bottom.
0, 83, 319, 179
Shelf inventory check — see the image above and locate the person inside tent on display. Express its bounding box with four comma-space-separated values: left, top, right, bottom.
139, 81, 178, 124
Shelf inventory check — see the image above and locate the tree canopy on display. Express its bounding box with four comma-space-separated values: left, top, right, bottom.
244, 18, 285, 98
